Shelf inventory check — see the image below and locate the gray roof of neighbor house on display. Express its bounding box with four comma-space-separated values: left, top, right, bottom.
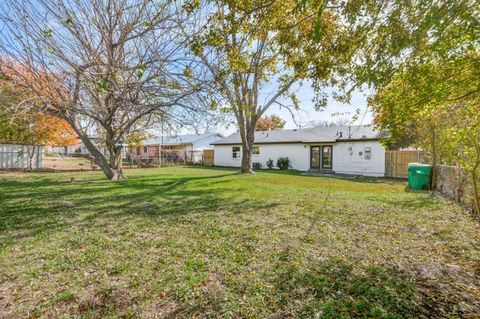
212, 125, 384, 145
144, 133, 224, 146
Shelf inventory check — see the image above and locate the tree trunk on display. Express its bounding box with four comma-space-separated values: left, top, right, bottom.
105, 132, 124, 180
430, 126, 437, 191
86, 141, 123, 180
26, 143, 36, 171
240, 143, 253, 173
67, 120, 124, 180
240, 121, 256, 173
471, 157, 480, 219
108, 146, 124, 180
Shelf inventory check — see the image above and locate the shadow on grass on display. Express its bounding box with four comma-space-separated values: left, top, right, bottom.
0, 171, 278, 245
268, 252, 468, 318
375, 189, 438, 209
271, 256, 421, 318
189, 165, 303, 176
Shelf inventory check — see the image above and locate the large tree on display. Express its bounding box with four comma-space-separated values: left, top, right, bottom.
371, 54, 480, 215
188, 0, 386, 173
0, 0, 201, 180
364, 0, 479, 213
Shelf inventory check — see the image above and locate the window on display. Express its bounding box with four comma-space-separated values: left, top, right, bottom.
144, 146, 148, 154
232, 146, 241, 159
364, 147, 371, 160
136, 147, 141, 155
253, 145, 260, 155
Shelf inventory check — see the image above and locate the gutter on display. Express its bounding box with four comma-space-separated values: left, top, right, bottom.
212, 138, 380, 146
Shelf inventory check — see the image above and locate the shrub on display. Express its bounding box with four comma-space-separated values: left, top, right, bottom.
266, 158, 274, 169
276, 157, 290, 170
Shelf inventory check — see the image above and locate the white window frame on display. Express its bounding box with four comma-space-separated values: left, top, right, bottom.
252, 145, 260, 156
232, 146, 241, 159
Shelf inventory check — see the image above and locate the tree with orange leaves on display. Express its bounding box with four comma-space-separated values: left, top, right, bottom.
0, 75, 78, 169
256, 115, 286, 131
36, 115, 78, 147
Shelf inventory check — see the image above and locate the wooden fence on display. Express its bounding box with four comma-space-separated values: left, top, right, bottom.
203, 149, 214, 166
385, 150, 424, 178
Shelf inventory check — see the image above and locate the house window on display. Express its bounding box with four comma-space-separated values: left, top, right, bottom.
136, 147, 141, 155
253, 145, 260, 155
232, 146, 241, 159
144, 146, 148, 154
364, 147, 371, 160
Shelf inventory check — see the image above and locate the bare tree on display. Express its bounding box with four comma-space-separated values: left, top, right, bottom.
0, 0, 201, 180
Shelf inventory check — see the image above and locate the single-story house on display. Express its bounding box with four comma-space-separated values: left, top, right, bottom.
128, 133, 224, 164
212, 124, 387, 177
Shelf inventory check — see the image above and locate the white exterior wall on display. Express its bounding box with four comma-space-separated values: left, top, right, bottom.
214, 143, 310, 171
332, 141, 385, 177
214, 140, 385, 177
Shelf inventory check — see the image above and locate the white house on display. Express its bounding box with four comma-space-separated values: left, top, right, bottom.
213, 125, 387, 177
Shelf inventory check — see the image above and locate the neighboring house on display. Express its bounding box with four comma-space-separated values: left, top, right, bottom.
213, 124, 387, 177
128, 133, 224, 164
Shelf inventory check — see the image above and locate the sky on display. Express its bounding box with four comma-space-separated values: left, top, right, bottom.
217, 83, 374, 136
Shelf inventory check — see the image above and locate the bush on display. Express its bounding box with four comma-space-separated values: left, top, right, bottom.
266, 158, 274, 169
276, 157, 290, 170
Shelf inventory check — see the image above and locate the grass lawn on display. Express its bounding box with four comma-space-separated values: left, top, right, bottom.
1, 166, 479, 318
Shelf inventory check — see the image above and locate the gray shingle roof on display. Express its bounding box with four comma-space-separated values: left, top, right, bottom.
213, 125, 383, 145
144, 133, 223, 146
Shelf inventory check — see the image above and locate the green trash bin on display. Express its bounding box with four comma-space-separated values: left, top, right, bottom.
408, 163, 432, 190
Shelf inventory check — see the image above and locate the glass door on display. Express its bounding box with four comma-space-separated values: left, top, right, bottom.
322, 146, 332, 169
310, 146, 320, 169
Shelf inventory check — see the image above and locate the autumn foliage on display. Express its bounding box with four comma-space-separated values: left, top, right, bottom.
0, 62, 77, 146
36, 115, 78, 146
256, 114, 286, 131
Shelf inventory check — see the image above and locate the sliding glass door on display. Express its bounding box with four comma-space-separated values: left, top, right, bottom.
311, 146, 321, 169
310, 145, 332, 169
322, 146, 332, 169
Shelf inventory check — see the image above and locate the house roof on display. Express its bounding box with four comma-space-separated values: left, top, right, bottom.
144, 133, 224, 146
212, 124, 384, 145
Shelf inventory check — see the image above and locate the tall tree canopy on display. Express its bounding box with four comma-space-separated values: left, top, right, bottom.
0, 0, 203, 180
368, 0, 479, 215
370, 54, 480, 215
188, 0, 389, 172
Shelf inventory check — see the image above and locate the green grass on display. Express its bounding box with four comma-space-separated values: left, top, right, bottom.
1, 166, 479, 318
